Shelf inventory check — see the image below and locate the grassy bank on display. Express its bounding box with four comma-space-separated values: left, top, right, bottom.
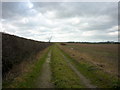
50, 44, 85, 88
3, 47, 51, 88
2, 33, 52, 77
58, 44, 119, 88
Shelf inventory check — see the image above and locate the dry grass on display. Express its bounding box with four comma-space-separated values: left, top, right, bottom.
59, 43, 119, 77
3, 47, 49, 88
2, 33, 52, 78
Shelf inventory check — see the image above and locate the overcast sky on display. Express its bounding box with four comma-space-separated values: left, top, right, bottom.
1, 1, 119, 42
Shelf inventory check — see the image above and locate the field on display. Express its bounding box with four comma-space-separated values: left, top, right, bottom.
59, 43, 118, 76
2, 33, 119, 88
59, 43, 119, 88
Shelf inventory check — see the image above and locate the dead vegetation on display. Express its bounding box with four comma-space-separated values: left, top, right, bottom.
59, 43, 119, 77
2, 33, 52, 80
60, 43, 67, 45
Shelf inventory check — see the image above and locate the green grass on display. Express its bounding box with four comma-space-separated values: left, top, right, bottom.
58, 45, 120, 88
50, 44, 85, 88
3, 47, 51, 88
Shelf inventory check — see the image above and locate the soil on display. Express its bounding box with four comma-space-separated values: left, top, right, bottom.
35, 51, 54, 88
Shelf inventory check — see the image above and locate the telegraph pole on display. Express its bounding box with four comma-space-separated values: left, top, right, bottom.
49, 36, 52, 43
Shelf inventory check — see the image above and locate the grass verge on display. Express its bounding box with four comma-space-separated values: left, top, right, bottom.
3, 47, 51, 88
50, 44, 85, 88
58, 44, 120, 88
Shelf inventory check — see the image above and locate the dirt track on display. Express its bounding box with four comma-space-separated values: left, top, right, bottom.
35, 46, 96, 88
60, 50, 96, 88
35, 51, 54, 88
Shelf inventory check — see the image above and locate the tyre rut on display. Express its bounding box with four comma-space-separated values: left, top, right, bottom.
59, 49, 96, 88
35, 51, 54, 88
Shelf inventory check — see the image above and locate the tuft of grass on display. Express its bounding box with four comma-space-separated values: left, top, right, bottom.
50, 44, 85, 88
58, 45, 120, 88
3, 47, 51, 88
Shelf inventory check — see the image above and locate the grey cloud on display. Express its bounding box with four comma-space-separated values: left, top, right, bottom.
2, 2, 36, 19
2, 2, 118, 42
53, 2, 117, 19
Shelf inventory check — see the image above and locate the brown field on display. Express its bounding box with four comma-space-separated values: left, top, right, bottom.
59, 43, 119, 76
